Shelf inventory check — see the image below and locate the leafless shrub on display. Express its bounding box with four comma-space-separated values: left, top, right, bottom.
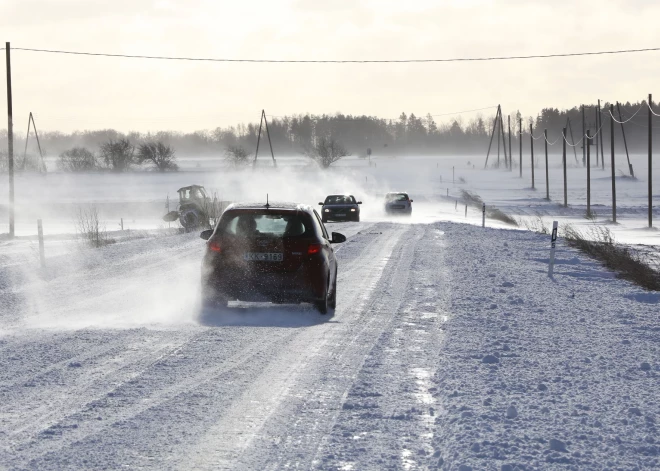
224, 145, 251, 167
306, 137, 350, 168
75, 206, 113, 248
137, 141, 178, 171
58, 147, 98, 172
563, 224, 660, 291
458, 176, 467, 184
519, 215, 549, 234
100, 138, 135, 172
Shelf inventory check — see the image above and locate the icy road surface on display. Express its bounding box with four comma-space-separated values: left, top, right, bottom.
1, 221, 658, 470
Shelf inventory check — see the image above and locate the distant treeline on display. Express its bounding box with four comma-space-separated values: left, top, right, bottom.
0, 100, 657, 164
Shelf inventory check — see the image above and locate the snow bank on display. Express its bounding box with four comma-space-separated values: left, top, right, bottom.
431, 223, 659, 470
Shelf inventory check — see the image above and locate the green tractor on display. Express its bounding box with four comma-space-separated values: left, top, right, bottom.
163, 185, 217, 231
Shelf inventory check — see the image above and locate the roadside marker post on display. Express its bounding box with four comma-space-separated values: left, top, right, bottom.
548, 221, 558, 277
37, 219, 45, 268
465, 204, 468, 217
482, 203, 486, 227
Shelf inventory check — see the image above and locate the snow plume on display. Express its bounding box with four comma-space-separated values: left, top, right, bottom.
1, 233, 203, 332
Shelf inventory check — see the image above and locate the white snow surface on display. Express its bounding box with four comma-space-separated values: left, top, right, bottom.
1, 217, 658, 470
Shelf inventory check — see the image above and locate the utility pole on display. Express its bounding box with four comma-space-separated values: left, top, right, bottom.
598, 99, 605, 169
649, 94, 653, 228
508, 115, 512, 171
586, 130, 591, 217
499, 111, 508, 169
497, 109, 501, 167
544, 129, 549, 200
519, 118, 522, 177
594, 107, 599, 167
616, 102, 633, 177
6, 42, 14, 238
610, 104, 617, 223
530, 123, 535, 189
581, 104, 586, 167
562, 128, 568, 207
484, 106, 500, 168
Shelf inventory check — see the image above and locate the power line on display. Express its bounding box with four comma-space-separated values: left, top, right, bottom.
9, 46, 660, 64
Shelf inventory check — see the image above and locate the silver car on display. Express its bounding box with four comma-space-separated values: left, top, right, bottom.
384, 192, 413, 215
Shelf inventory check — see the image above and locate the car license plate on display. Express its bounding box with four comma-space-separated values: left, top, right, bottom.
244, 252, 283, 262
336, 214, 346, 217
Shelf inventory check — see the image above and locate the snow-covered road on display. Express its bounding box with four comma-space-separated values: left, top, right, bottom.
1, 221, 658, 470
0, 222, 448, 470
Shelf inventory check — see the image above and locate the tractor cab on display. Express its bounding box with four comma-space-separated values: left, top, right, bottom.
178, 185, 208, 205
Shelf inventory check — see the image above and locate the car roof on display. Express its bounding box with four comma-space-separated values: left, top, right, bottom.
325, 194, 355, 198
386, 192, 408, 195
224, 202, 312, 213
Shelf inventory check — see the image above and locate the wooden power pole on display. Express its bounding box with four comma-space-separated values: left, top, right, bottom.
6, 42, 14, 238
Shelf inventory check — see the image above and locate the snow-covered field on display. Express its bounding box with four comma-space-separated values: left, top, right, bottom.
0, 155, 658, 470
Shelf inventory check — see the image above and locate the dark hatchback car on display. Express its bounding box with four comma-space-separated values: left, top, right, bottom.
384, 192, 413, 215
200, 202, 346, 314
319, 194, 362, 222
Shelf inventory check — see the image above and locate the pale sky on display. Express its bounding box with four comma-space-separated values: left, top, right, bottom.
1, 0, 659, 133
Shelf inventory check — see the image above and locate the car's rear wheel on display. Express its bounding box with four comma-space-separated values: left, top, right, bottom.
315, 277, 331, 314
328, 274, 337, 309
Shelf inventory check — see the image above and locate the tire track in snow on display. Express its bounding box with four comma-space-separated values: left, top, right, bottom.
180, 223, 421, 470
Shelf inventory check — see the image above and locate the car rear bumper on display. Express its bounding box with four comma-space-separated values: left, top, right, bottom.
203, 264, 327, 303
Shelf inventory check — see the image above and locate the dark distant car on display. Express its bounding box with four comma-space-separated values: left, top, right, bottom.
384, 192, 413, 215
200, 202, 346, 314
319, 195, 362, 222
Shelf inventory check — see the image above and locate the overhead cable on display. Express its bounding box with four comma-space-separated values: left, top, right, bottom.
9, 46, 660, 64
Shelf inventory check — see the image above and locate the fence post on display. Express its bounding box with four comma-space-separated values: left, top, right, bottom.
548, 221, 558, 277
482, 203, 486, 227
530, 123, 535, 189
586, 130, 592, 217
455, 200, 457, 210
544, 129, 549, 200
562, 128, 568, 207
650, 93, 653, 228
610, 104, 617, 223
465, 204, 468, 217
452, 166, 455, 183
120, 218, 124, 231
37, 219, 45, 268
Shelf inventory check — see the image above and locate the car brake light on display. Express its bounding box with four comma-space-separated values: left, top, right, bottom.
208, 240, 222, 253
308, 244, 322, 255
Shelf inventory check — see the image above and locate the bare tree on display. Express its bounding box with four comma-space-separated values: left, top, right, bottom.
137, 141, 178, 171
307, 137, 350, 168
224, 145, 250, 167
58, 147, 98, 172
100, 138, 135, 172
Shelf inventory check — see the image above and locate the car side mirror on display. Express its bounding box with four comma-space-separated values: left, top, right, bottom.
318, 202, 324, 206
357, 201, 362, 204
331, 232, 346, 244
410, 199, 414, 203
200, 229, 213, 240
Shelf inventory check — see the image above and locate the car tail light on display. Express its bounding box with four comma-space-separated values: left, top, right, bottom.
308, 243, 322, 255
208, 240, 222, 253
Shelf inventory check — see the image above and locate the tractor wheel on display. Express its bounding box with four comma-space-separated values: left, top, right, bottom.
180, 208, 202, 230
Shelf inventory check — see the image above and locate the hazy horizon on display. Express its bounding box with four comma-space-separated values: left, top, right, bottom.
1, 0, 659, 133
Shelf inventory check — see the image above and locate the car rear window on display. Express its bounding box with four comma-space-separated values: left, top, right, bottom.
387, 193, 409, 202
324, 195, 355, 205
220, 212, 311, 238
